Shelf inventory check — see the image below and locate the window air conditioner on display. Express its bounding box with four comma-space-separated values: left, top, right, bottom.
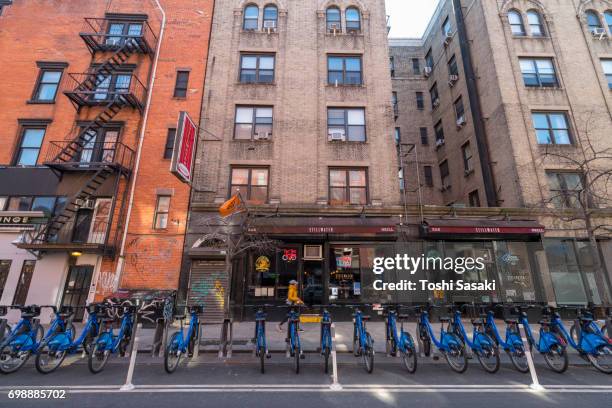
75, 199, 95, 210
329, 23, 341, 35
435, 139, 445, 148
444, 32, 454, 46
263, 20, 277, 33
254, 132, 271, 140
456, 116, 466, 128
592, 27, 608, 40
448, 74, 459, 86
304, 245, 323, 260
329, 132, 346, 142
433, 98, 440, 108
423, 66, 432, 77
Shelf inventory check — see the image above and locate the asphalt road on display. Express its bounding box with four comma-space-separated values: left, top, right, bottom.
0, 354, 610, 408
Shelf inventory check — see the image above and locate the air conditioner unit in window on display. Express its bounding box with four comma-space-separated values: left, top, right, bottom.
448, 74, 459, 86
329, 132, 346, 142
444, 32, 454, 46
304, 245, 323, 260
440, 184, 451, 192
254, 132, 271, 140
592, 27, 608, 40
75, 199, 95, 210
423, 66, 432, 77
329, 23, 341, 35
263, 20, 277, 33
456, 116, 466, 129
433, 98, 440, 108
435, 139, 445, 148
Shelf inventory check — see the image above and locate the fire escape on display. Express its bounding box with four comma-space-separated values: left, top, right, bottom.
18, 17, 157, 257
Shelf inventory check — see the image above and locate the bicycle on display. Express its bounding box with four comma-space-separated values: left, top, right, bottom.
484, 304, 529, 373
0, 306, 12, 344
35, 304, 103, 374
285, 305, 305, 374
164, 304, 203, 373
550, 306, 612, 374
417, 304, 467, 373
88, 304, 135, 374
451, 304, 499, 373
319, 306, 333, 374
516, 304, 568, 373
251, 304, 273, 374
350, 305, 374, 373
383, 304, 417, 373
0, 305, 43, 374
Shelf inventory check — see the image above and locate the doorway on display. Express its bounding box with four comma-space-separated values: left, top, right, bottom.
61, 265, 94, 321
302, 260, 324, 306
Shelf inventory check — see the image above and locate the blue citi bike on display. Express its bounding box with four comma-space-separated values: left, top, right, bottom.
35, 304, 103, 374
450, 305, 500, 373
0, 306, 11, 344
351, 305, 374, 373
285, 305, 305, 374
0, 305, 44, 374
319, 306, 333, 374
164, 305, 204, 373
549, 306, 612, 374
416, 304, 467, 373
516, 305, 568, 373
252, 305, 273, 374
383, 304, 417, 373
483, 304, 529, 373
88, 305, 136, 374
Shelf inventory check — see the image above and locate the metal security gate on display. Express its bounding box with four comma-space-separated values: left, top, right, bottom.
187, 260, 228, 323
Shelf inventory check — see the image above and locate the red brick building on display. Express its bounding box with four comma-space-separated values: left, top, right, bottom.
0, 0, 213, 322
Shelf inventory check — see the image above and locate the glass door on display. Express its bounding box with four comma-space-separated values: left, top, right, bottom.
61, 265, 94, 321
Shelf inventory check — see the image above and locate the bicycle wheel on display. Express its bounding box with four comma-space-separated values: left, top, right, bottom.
544, 342, 568, 373
475, 333, 500, 374
508, 345, 529, 373
587, 344, 612, 374
35, 335, 68, 374
260, 344, 265, 374
443, 334, 468, 373
363, 333, 374, 374
164, 332, 182, 374
353, 326, 360, 357
83, 325, 99, 355
400, 333, 417, 374
88, 336, 111, 374
387, 334, 397, 357
323, 346, 330, 374
0, 342, 30, 374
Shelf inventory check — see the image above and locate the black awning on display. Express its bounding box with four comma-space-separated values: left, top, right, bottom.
421, 218, 544, 238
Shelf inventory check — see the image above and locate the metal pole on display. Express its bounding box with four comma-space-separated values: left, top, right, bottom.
330, 323, 342, 391
194, 321, 201, 359
121, 323, 142, 392
519, 323, 544, 391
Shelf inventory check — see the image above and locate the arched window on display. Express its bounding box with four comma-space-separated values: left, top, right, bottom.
527, 10, 545, 36
346, 7, 361, 32
586, 10, 603, 33
326, 7, 341, 32
605, 11, 612, 33
243, 4, 259, 31
263, 5, 278, 29
508, 10, 526, 36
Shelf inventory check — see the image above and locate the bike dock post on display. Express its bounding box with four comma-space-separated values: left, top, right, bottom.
330, 323, 342, 391
194, 321, 202, 359
518, 323, 544, 392
121, 322, 142, 392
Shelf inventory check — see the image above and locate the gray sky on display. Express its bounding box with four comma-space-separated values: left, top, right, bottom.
386, 0, 440, 38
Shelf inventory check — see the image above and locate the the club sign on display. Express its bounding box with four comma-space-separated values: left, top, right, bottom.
170, 111, 198, 184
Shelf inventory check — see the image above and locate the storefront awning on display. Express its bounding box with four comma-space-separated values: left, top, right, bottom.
247, 217, 397, 235
421, 218, 545, 237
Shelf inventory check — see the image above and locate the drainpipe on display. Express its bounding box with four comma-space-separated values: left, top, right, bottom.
113, 0, 166, 290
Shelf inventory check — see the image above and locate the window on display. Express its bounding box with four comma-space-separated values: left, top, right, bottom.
547, 172, 584, 208
92, 72, 132, 100
164, 128, 176, 159
586, 10, 602, 33
532, 112, 571, 145
425, 49, 434, 69
602, 59, 612, 89
454, 96, 465, 122
173, 70, 189, 97
234, 106, 273, 140
390, 57, 395, 77
462, 142, 473, 172
346, 7, 361, 32
434, 120, 445, 144
439, 160, 450, 189
423, 166, 433, 187
263, 5, 278, 29
154, 195, 171, 229
329, 168, 368, 205
243, 4, 259, 30
420, 127, 428, 145
448, 55, 458, 76
77, 127, 119, 164
32, 69, 62, 102
468, 190, 481, 207
7, 196, 33, 211
32, 196, 58, 216
15, 127, 45, 166
327, 108, 366, 142
520, 58, 558, 87
392, 92, 398, 117
416, 92, 425, 109
13, 260, 35, 306
0, 197, 6, 211
412, 58, 420, 75
394, 127, 400, 144
326, 7, 341, 32
430, 83, 439, 109
105, 21, 142, 46
399, 168, 404, 191
442, 17, 452, 36
328, 55, 362, 85
230, 167, 269, 204
508, 10, 526, 36
606, 11, 612, 33
240, 54, 275, 83
0, 260, 10, 300
527, 10, 545, 36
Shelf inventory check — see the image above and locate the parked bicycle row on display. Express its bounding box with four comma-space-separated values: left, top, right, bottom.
1, 302, 611, 377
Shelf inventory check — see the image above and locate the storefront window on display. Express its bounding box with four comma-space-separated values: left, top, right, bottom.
544, 239, 588, 305
246, 247, 299, 301
575, 241, 610, 305
493, 242, 539, 303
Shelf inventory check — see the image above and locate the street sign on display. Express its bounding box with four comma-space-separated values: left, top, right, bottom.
170, 111, 198, 184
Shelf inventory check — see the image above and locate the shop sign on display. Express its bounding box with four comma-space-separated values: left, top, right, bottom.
0, 211, 46, 230
282, 249, 297, 262
255, 256, 271, 273
170, 111, 198, 184
0, 215, 32, 225
426, 226, 545, 235
336, 256, 352, 268
353, 282, 361, 295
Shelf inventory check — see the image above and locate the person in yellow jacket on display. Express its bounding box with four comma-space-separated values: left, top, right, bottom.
278, 280, 304, 332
